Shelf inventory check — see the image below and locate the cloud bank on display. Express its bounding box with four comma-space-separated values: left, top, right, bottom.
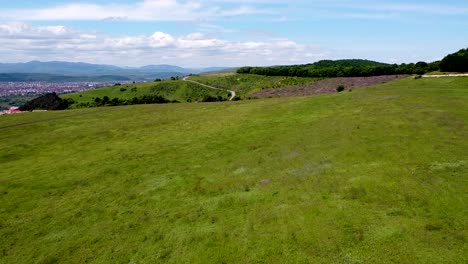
0, 22, 327, 67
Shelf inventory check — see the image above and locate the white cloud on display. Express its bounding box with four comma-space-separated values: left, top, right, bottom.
150, 32, 176, 47
0, 22, 75, 38
0, 22, 327, 67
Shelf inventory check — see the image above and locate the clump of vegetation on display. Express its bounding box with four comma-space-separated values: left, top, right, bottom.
336, 85, 345, 92
19, 93, 74, 111
201, 95, 227, 102
91, 94, 176, 107
119, 88, 127, 92
439, 48, 468, 72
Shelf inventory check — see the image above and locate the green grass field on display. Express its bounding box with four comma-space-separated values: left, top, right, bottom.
1, 77, 467, 263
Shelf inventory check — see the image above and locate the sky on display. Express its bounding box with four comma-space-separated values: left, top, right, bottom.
0, 0, 467, 67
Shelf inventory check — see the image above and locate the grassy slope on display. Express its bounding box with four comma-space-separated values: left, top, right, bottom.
189, 73, 321, 97
62, 80, 229, 105
1, 77, 467, 263
63, 74, 321, 106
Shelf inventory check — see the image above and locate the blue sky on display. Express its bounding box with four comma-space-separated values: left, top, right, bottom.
0, 0, 467, 67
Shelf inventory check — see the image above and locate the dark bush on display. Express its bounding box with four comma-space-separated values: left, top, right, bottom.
19, 93, 74, 111
336, 85, 345, 92
201, 95, 227, 102
120, 88, 127, 92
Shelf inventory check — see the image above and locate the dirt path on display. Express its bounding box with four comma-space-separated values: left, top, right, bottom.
422, 74, 468, 78
183, 76, 236, 101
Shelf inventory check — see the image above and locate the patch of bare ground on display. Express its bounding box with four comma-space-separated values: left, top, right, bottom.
252, 75, 409, 97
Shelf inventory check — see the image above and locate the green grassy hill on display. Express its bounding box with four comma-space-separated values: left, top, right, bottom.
189, 73, 321, 97
62, 74, 321, 106
63, 79, 230, 106
1, 77, 467, 263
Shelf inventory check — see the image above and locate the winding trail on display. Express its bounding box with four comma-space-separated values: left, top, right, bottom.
183, 76, 236, 101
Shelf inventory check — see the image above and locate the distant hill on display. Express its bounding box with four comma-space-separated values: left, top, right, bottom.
0, 61, 124, 76
0, 73, 131, 82
0, 61, 229, 81
138, 64, 189, 73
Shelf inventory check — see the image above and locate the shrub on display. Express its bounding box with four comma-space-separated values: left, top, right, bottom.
120, 88, 127, 92
19, 93, 74, 111
336, 85, 345, 92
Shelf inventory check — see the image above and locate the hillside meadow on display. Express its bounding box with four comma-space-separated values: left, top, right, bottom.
0, 77, 467, 263
189, 73, 321, 97
63, 79, 229, 107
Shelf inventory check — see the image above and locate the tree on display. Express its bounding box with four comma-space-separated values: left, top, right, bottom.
439, 48, 468, 72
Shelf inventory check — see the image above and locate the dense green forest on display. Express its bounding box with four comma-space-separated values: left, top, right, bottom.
237, 59, 439, 77
439, 48, 468, 72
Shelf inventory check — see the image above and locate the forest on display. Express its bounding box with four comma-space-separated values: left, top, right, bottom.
237, 59, 439, 77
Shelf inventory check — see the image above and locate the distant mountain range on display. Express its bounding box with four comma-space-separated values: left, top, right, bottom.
0, 61, 229, 82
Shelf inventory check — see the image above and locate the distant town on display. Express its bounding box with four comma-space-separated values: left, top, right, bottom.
0, 81, 137, 97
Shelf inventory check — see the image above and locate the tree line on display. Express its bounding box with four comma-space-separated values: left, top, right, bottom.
82, 95, 177, 107
237, 48, 468, 78
75, 94, 228, 108
238, 60, 439, 78
439, 48, 468, 72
